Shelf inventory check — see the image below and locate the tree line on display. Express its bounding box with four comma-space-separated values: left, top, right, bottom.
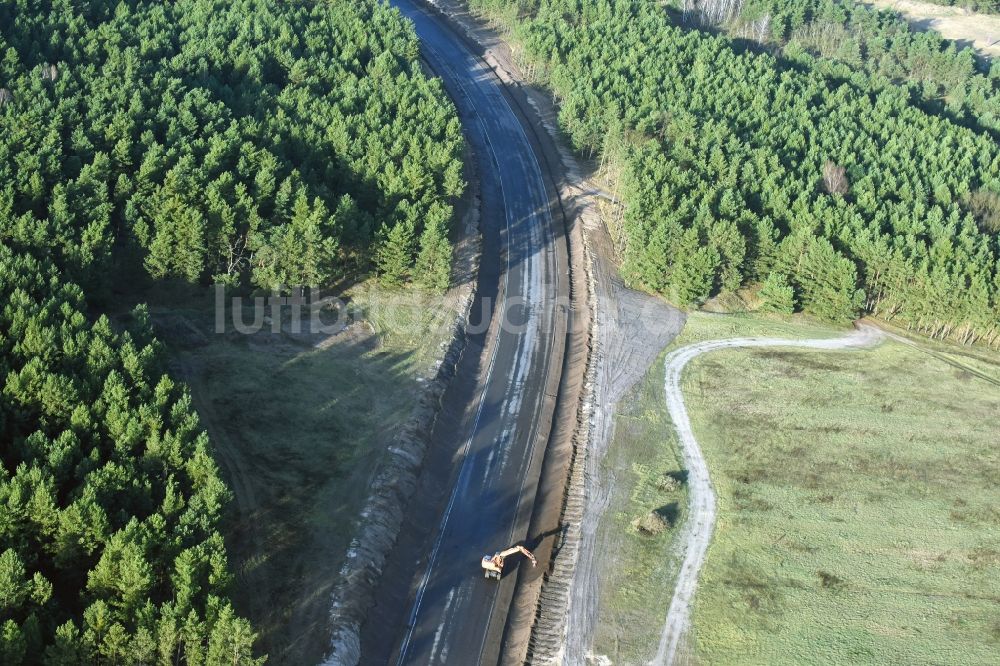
471, 0, 1000, 346
0, 0, 465, 662
681, 0, 1000, 136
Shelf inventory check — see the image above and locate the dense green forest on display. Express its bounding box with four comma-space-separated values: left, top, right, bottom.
0, 0, 464, 662
0, 249, 260, 663
678, 0, 1000, 134
0, 0, 463, 293
474, 0, 1000, 346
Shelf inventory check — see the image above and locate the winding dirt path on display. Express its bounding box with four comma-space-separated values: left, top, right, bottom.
653, 323, 884, 665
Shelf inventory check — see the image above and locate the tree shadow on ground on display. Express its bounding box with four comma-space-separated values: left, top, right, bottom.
154, 294, 424, 665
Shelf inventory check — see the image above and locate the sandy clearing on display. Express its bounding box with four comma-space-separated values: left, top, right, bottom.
652, 323, 885, 665
863, 0, 1000, 57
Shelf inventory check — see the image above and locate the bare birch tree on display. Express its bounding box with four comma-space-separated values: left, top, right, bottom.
822, 161, 849, 196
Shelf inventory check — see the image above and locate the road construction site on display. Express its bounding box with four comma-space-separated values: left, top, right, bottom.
320, 2, 1000, 664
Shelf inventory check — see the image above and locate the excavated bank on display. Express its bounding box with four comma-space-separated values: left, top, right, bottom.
555, 206, 685, 666
322, 156, 481, 665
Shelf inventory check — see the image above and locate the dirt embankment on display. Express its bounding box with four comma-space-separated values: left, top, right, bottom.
164, 189, 480, 665
320, 161, 482, 664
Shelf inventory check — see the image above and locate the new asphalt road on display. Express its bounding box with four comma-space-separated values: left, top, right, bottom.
362, 0, 569, 663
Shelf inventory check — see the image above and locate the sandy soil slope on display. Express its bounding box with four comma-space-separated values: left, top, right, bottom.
652, 323, 884, 665
556, 210, 685, 665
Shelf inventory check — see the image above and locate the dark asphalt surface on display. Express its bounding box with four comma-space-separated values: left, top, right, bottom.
371, 1, 566, 664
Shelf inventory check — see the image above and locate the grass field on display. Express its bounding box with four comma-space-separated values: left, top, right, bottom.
592, 312, 1000, 664
150, 281, 460, 664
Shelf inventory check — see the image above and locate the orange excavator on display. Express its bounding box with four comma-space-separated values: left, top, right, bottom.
481, 544, 536, 580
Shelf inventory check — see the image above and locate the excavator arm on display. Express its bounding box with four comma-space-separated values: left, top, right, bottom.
496, 544, 536, 567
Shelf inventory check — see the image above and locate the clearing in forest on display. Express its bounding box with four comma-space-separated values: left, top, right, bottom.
588, 312, 1000, 665
150, 282, 461, 664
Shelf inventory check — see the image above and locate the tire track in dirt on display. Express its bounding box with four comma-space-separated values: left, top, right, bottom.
653, 323, 884, 665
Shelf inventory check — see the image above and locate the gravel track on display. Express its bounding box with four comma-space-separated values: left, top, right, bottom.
653, 323, 884, 665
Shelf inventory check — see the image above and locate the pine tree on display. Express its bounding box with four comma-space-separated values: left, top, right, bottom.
415, 205, 452, 293
145, 195, 207, 283
758, 272, 796, 314
205, 600, 265, 666
0, 619, 26, 666
376, 221, 415, 287
624, 218, 672, 292
792, 237, 864, 321
668, 228, 719, 305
